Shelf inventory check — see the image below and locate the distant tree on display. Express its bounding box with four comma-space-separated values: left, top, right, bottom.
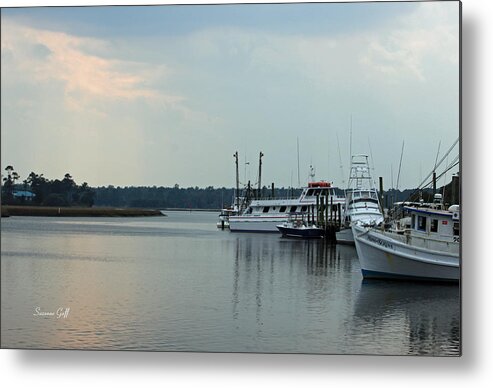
2, 165, 19, 204
26, 172, 47, 204
77, 182, 95, 207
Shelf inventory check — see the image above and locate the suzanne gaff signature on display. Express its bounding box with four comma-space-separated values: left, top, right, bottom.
33, 307, 70, 319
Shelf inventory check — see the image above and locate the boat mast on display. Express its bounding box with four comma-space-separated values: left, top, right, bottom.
234, 151, 239, 209
258, 151, 263, 198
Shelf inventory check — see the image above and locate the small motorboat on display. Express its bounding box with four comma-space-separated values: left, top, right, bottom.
276, 213, 325, 239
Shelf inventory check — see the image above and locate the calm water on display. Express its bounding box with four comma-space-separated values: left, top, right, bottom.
1, 212, 460, 355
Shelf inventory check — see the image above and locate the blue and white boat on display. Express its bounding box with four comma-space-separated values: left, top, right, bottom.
276, 213, 325, 239
352, 203, 460, 282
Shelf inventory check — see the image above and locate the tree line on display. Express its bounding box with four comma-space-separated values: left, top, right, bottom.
2, 165, 459, 210
1, 166, 95, 207
93, 185, 303, 209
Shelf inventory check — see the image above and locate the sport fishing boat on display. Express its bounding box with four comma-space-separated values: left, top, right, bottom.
216, 207, 236, 229
352, 202, 460, 282
229, 180, 345, 232
276, 213, 325, 239
336, 155, 384, 245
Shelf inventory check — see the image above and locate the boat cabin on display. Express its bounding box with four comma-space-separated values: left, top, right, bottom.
405, 205, 460, 243
241, 181, 344, 216
346, 190, 379, 205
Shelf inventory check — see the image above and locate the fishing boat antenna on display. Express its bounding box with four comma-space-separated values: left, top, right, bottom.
349, 114, 353, 171
396, 141, 405, 191
368, 136, 376, 172
297, 137, 301, 188
336, 133, 345, 186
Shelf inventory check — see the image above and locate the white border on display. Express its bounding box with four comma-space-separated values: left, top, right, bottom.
1, 0, 492, 387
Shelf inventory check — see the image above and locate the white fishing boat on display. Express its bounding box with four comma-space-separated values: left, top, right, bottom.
336, 155, 384, 245
352, 203, 460, 282
229, 180, 345, 232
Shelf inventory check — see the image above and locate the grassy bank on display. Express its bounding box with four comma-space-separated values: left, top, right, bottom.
1, 205, 164, 217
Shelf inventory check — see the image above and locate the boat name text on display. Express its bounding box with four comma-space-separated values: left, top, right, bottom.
367, 235, 394, 250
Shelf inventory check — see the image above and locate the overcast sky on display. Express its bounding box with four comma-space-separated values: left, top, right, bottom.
1, 1, 460, 189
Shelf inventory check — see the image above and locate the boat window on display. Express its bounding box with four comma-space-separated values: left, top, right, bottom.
307, 189, 314, 196
301, 206, 307, 212
430, 219, 439, 233
262, 206, 270, 213
246, 207, 253, 214
453, 222, 460, 236
417, 216, 427, 231
370, 191, 378, 199
290, 206, 297, 213
411, 214, 416, 229
279, 206, 286, 213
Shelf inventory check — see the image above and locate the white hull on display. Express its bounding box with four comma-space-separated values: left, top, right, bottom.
229, 216, 287, 232
335, 227, 355, 245
352, 224, 459, 282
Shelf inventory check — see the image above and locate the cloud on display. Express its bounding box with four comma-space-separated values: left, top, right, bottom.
361, 2, 459, 82
1, 20, 184, 114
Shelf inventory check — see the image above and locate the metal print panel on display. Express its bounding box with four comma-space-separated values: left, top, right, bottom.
0, 1, 461, 355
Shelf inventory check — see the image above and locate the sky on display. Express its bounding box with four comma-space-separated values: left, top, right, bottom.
1, 1, 460, 190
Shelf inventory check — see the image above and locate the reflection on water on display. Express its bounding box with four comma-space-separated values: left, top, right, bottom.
349, 281, 460, 355
1, 212, 460, 355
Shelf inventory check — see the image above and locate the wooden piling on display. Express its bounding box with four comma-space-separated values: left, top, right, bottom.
325, 192, 329, 228
316, 194, 319, 226
337, 203, 342, 228
330, 197, 333, 223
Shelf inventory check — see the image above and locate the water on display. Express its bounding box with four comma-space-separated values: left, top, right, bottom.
1, 211, 460, 355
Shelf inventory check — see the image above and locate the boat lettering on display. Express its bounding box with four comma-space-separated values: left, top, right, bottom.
367, 234, 394, 250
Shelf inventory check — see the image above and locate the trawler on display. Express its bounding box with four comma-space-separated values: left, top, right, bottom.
352, 200, 460, 282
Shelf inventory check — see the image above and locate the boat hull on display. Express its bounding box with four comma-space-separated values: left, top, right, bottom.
335, 227, 355, 245
229, 216, 287, 232
352, 224, 459, 282
276, 225, 324, 239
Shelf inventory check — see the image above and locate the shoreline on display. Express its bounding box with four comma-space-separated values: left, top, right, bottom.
1, 205, 164, 217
